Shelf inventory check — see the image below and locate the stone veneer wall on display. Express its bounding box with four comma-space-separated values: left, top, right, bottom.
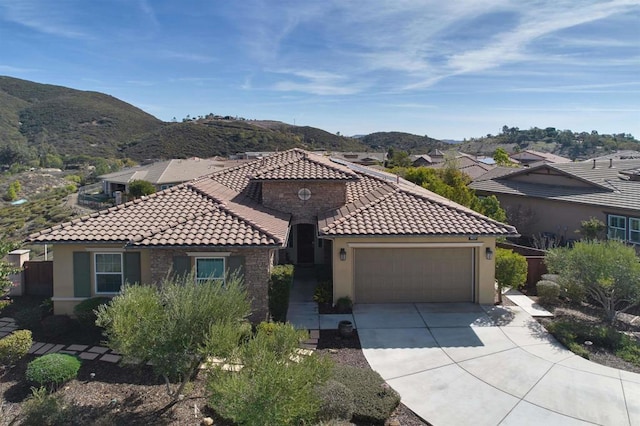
149, 247, 274, 322
261, 181, 347, 222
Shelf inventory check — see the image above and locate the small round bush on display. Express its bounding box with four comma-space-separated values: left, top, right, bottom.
331, 365, 400, 424
537, 280, 560, 304
74, 297, 110, 327
0, 330, 33, 365
26, 353, 81, 389
316, 379, 355, 422
540, 274, 559, 283
41, 315, 73, 338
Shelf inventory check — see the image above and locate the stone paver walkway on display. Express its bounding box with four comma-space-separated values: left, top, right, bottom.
0, 317, 122, 363
504, 289, 554, 317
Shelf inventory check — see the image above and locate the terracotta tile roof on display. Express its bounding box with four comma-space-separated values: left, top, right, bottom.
29, 148, 516, 247
209, 149, 356, 201
28, 184, 289, 247
320, 168, 517, 237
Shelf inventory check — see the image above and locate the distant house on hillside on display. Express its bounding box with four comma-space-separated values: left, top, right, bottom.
99, 158, 248, 195
509, 150, 571, 166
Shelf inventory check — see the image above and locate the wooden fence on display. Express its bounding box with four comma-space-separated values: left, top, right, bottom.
23, 261, 53, 297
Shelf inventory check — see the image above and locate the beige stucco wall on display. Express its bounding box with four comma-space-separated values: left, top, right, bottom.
330, 236, 496, 305
51, 244, 151, 315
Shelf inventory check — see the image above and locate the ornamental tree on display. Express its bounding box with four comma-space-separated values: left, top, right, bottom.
96, 273, 251, 400
546, 240, 640, 324
128, 179, 156, 198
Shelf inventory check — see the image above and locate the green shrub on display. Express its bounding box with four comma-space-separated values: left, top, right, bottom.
74, 297, 110, 327
331, 365, 400, 425
316, 379, 355, 422
335, 296, 353, 314
0, 330, 32, 365
15, 306, 43, 329
21, 386, 76, 425
536, 280, 560, 304
543, 320, 640, 365
495, 248, 528, 304
269, 264, 294, 322
314, 280, 332, 304
207, 322, 333, 426
540, 274, 559, 283
26, 353, 81, 389
41, 315, 73, 338
0, 299, 11, 312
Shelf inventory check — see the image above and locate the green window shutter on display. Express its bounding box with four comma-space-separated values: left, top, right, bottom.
227, 255, 245, 280
124, 252, 141, 285
172, 256, 191, 278
73, 252, 91, 297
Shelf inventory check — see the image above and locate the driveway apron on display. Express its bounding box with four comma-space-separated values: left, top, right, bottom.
354, 303, 640, 426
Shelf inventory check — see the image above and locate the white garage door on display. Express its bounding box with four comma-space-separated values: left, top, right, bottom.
354, 247, 474, 303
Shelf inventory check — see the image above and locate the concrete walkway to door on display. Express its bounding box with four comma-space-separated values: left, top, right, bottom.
355, 303, 640, 426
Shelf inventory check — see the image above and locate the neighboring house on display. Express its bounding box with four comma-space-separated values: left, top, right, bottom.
428, 155, 496, 180
327, 152, 387, 166
509, 150, 571, 166
584, 150, 640, 161
99, 158, 248, 195
470, 159, 640, 245
29, 149, 516, 320
411, 154, 433, 167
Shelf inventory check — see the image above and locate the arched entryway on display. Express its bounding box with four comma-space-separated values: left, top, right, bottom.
296, 223, 315, 264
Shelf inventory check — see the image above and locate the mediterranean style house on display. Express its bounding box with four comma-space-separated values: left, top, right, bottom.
470, 158, 640, 246
29, 149, 517, 320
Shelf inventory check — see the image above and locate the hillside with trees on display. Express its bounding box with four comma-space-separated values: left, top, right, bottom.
0, 76, 373, 167
360, 131, 449, 154
459, 126, 639, 160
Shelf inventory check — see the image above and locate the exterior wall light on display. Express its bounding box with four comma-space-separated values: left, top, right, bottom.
339, 248, 347, 261
485, 247, 494, 260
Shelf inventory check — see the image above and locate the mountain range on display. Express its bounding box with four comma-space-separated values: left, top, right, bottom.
0, 76, 637, 165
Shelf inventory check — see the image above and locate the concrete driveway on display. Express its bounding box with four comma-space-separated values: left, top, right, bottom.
354, 303, 640, 426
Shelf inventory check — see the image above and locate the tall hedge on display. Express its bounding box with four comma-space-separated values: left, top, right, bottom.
269, 264, 294, 322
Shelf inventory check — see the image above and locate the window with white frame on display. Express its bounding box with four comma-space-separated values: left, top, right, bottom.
629, 217, 640, 245
95, 253, 123, 293
195, 257, 225, 284
607, 215, 626, 240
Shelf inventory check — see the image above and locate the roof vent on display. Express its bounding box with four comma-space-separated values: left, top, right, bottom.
592, 159, 596, 169
609, 158, 614, 168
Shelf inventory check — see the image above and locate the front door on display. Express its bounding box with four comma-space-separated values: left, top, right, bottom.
296, 224, 315, 264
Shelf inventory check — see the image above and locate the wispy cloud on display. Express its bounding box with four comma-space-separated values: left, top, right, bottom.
271, 69, 365, 95
0, 64, 39, 73
160, 51, 216, 63
0, 0, 89, 39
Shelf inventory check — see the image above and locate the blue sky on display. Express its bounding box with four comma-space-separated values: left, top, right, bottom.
1, 0, 639, 140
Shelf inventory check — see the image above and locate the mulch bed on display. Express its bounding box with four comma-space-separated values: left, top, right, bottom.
317, 329, 429, 426
1, 328, 427, 426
